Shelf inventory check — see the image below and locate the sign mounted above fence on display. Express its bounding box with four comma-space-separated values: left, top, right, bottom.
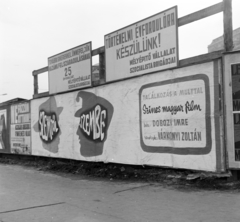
105, 6, 178, 82
48, 42, 92, 94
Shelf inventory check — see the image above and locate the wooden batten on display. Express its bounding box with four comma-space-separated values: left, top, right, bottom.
178, 2, 223, 27
223, 0, 233, 51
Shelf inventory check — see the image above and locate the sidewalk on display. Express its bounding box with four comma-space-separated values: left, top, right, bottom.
1, 163, 240, 222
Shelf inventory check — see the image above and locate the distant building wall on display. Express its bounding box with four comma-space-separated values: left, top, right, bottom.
208, 28, 240, 52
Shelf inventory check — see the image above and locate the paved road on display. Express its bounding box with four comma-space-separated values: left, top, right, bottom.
0, 164, 240, 222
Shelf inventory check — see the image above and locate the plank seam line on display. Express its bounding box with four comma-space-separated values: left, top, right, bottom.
0, 202, 65, 214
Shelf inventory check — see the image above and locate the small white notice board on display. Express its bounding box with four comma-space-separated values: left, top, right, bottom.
48, 42, 92, 94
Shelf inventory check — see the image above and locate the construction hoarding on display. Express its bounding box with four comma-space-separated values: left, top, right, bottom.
31, 60, 223, 172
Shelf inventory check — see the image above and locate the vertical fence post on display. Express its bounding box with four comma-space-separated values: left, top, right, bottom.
223, 0, 233, 51
99, 52, 105, 83
33, 71, 38, 96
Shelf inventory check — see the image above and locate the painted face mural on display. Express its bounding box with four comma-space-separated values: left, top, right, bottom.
75, 91, 114, 157
33, 97, 63, 153
0, 110, 7, 150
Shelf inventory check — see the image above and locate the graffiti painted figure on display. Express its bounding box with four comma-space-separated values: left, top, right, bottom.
75, 91, 114, 157
0, 112, 7, 149
34, 97, 63, 153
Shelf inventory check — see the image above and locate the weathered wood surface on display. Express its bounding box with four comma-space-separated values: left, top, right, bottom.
33, 91, 49, 99
99, 52, 105, 82
92, 46, 105, 57
32, 67, 48, 76
223, 0, 233, 51
178, 2, 223, 27
33, 75, 38, 95
179, 50, 223, 67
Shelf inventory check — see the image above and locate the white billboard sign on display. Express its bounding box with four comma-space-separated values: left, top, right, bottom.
48, 42, 92, 94
10, 102, 31, 154
140, 75, 210, 154
105, 7, 178, 82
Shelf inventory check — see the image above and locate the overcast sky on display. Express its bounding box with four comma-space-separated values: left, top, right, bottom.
1, 0, 240, 103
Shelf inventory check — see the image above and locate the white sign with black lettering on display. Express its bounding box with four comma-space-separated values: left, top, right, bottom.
140, 78, 207, 149
10, 102, 31, 154
105, 7, 178, 82
48, 42, 92, 94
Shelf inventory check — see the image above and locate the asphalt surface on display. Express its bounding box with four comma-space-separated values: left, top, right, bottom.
0, 164, 240, 222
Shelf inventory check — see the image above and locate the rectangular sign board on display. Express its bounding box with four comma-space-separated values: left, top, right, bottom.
10, 102, 31, 154
48, 42, 92, 94
105, 6, 178, 82
139, 75, 211, 155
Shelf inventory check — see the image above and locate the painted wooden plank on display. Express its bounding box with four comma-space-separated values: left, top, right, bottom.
213, 59, 225, 172
223, 0, 233, 51
33, 75, 38, 95
99, 52, 105, 83
178, 2, 223, 27
179, 50, 223, 67
91, 46, 105, 56
32, 67, 48, 76
33, 92, 49, 99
